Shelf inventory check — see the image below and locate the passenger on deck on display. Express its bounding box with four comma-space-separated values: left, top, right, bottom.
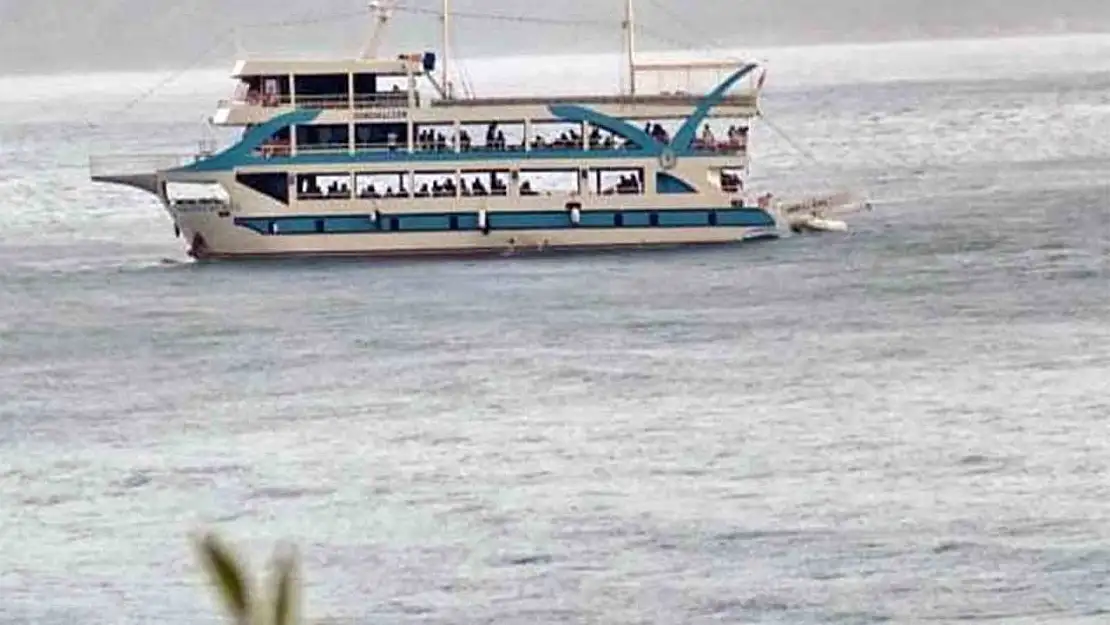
721, 172, 742, 193
700, 124, 715, 149
471, 177, 487, 196
485, 123, 498, 149
727, 125, 749, 150
651, 123, 669, 144
588, 126, 602, 149
459, 129, 472, 151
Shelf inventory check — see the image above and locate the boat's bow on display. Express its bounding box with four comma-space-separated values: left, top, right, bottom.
88, 154, 196, 198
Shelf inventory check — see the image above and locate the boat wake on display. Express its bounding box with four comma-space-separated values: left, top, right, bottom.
776, 190, 874, 234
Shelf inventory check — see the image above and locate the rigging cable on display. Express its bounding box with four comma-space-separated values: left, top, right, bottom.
84, 7, 374, 129
85, 32, 232, 129
641, 0, 728, 52
390, 5, 616, 28
632, 11, 822, 168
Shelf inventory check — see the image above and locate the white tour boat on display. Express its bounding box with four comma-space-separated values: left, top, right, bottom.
90, 0, 864, 261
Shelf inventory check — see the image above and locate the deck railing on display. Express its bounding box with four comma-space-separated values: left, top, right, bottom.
88, 153, 197, 178
218, 92, 416, 111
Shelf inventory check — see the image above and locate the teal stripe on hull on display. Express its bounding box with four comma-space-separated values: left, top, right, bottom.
233, 207, 776, 236
191, 236, 780, 262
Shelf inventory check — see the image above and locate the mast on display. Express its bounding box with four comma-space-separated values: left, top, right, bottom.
441, 0, 453, 99
623, 0, 637, 96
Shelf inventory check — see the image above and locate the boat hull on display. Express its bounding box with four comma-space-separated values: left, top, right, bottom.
177, 210, 780, 261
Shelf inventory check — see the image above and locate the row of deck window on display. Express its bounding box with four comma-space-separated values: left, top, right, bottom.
236, 73, 417, 110
237, 168, 746, 205
252, 120, 749, 157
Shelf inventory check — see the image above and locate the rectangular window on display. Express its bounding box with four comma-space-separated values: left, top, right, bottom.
295, 124, 350, 154
354, 122, 407, 152
518, 169, 578, 197
657, 210, 709, 228
296, 173, 351, 200
458, 170, 509, 197
236, 172, 289, 204
355, 172, 410, 198
593, 167, 644, 195
292, 74, 350, 108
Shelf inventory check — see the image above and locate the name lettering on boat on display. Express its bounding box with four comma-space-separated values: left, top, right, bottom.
172, 200, 232, 214
355, 109, 408, 120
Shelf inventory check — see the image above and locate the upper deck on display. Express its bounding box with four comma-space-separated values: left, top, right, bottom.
213, 56, 762, 127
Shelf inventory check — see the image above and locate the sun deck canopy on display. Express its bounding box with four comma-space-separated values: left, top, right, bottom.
232, 52, 434, 79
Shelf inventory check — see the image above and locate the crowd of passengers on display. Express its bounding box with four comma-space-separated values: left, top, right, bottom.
260, 120, 749, 158
357, 176, 515, 199
299, 175, 645, 201
401, 121, 750, 154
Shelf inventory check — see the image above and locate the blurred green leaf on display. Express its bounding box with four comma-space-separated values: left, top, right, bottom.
269, 543, 300, 625
193, 532, 253, 625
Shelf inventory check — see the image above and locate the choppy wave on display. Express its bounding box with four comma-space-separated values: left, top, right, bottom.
1, 35, 1110, 625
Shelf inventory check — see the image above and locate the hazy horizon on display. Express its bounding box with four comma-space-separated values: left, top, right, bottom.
3, 0, 1110, 76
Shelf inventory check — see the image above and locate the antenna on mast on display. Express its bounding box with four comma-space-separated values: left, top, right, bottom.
622, 0, 637, 96
360, 0, 395, 59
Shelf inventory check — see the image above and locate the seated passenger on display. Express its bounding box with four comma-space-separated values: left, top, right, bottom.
701, 124, 715, 149
589, 127, 602, 149
651, 123, 669, 144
